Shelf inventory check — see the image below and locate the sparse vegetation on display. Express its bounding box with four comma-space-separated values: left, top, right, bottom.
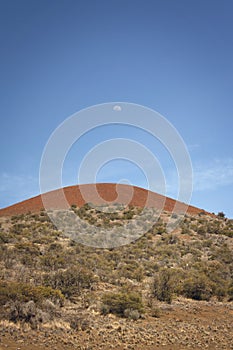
0, 205, 232, 335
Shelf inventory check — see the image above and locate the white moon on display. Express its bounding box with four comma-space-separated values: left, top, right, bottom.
113, 105, 122, 111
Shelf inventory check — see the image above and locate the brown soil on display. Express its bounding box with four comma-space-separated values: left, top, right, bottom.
0, 300, 232, 350
0, 183, 209, 217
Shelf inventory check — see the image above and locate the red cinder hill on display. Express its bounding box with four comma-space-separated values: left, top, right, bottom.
0, 183, 209, 217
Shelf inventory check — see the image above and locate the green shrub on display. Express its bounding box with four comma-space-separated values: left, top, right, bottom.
152, 268, 176, 304
44, 267, 96, 298
182, 273, 213, 301
101, 291, 143, 317
0, 281, 64, 306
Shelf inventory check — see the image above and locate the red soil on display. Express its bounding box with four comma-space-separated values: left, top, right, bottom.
0, 183, 208, 217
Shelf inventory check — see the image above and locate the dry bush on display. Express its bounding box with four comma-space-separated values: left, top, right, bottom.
43, 266, 96, 298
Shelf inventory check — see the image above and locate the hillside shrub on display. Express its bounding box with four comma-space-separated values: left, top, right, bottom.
152, 268, 176, 304
182, 273, 213, 301
43, 267, 96, 298
6, 300, 50, 328
101, 291, 143, 317
0, 281, 64, 306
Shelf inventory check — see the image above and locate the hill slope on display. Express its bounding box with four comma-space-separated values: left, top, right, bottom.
0, 183, 208, 217
0, 204, 232, 349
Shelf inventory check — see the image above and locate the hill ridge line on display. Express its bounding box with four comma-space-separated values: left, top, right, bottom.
0, 183, 209, 217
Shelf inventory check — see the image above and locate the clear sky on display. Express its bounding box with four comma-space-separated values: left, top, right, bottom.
0, 0, 233, 217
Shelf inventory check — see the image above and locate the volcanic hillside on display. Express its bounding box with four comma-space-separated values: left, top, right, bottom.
0, 183, 208, 217
0, 184, 233, 350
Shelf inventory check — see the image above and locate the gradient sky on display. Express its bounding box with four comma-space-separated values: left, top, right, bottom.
0, 0, 233, 217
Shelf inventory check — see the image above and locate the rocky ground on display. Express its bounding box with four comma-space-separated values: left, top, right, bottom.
1, 299, 233, 350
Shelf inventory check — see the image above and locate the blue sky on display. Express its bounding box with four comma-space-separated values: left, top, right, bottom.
0, 0, 233, 217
